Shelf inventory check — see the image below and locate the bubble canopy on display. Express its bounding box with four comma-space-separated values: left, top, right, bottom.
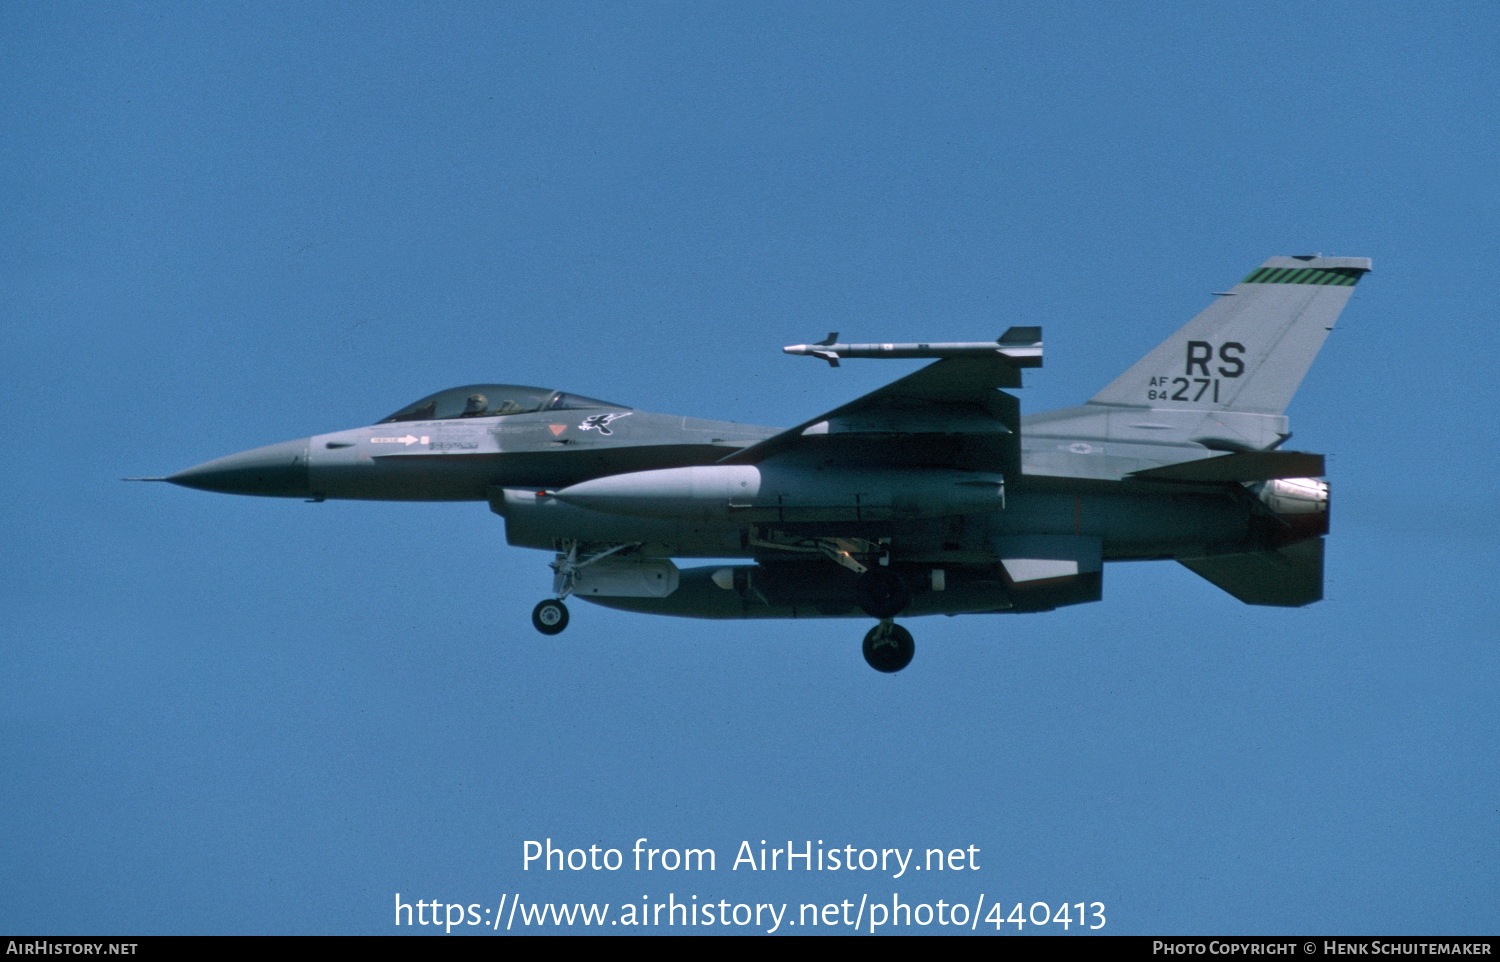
377, 385, 628, 423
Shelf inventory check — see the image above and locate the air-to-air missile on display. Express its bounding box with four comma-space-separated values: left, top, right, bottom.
783, 328, 1043, 367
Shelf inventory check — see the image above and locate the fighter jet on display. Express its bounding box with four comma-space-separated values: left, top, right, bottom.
148, 255, 1367, 672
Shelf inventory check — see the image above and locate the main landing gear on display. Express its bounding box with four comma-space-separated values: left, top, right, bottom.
863, 620, 915, 673
855, 565, 911, 619
857, 566, 914, 673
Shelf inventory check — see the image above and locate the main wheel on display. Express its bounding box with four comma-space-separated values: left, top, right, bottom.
863, 622, 915, 673
532, 599, 569, 635
856, 566, 910, 619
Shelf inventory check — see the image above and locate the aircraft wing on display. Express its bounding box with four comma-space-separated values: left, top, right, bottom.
718, 354, 1025, 474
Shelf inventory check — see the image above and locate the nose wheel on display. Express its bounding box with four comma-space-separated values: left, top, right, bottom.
532, 599, 570, 635
862, 620, 914, 673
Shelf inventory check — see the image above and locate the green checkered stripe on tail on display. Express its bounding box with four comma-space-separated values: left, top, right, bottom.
1241, 266, 1365, 286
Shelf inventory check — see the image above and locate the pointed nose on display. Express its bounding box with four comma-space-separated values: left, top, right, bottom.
168, 438, 311, 498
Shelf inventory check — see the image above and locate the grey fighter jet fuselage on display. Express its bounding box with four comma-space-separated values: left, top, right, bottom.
156, 256, 1367, 671
169, 391, 780, 503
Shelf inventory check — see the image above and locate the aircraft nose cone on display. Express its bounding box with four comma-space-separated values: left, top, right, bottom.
168, 438, 311, 498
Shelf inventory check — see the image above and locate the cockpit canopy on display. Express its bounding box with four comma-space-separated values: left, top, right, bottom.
378, 384, 628, 424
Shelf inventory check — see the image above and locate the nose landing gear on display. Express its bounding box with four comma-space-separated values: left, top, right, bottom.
532, 598, 569, 635
532, 540, 643, 636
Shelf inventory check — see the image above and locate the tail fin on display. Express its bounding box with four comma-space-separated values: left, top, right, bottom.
1091, 256, 1370, 417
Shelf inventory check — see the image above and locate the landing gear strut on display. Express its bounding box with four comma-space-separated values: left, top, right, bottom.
863, 620, 914, 673
532, 598, 569, 635
855, 566, 910, 619
532, 540, 641, 636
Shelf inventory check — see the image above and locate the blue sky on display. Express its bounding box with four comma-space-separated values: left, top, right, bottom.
2, 2, 1496, 935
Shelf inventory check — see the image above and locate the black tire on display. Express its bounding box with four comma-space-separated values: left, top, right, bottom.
532, 599, 569, 635
863, 623, 915, 673
855, 566, 910, 619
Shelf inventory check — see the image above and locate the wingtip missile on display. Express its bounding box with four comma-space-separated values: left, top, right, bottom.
783, 343, 842, 366
783, 330, 1043, 367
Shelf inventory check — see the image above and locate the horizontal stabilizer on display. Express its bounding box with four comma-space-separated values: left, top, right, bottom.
1179, 537, 1323, 607
1130, 450, 1324, 483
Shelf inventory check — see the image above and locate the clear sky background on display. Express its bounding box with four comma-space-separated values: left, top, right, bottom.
2, 2, 1496, 935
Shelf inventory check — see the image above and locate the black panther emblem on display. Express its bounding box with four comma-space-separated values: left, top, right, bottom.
578, 412, 632, 435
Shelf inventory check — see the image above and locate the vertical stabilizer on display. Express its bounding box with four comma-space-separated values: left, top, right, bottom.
1090, 256, 1370, 416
